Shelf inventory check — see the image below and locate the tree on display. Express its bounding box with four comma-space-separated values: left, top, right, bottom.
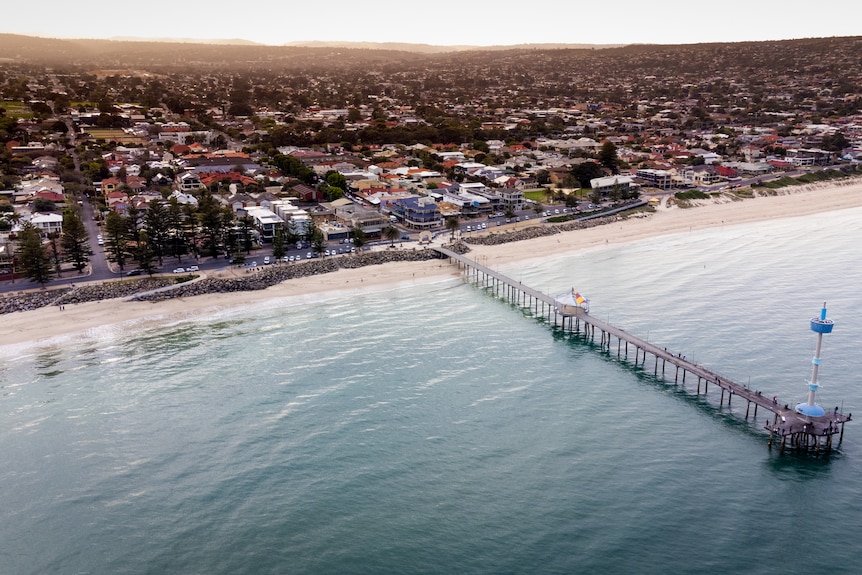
311, 227, 326, 256
325, 171, 348, 192
61, 210, 90, 273
383, 225, 400, 247
165, 199, 187, 260
351, 226, 367, 250
17, 222, 53, 285
446, 216, 460, 240
536, 169, 551, 186
571, 161, 604, 189
104, 211, 130, 270
272, 226, 286, 261
822, 132, 850, 152
32, 197, 56, 213
144, 199, 169, 266
133, 230, 157, 275
197, 191, 227, 258
598, 141, 619, 174
238, 214, 255, 253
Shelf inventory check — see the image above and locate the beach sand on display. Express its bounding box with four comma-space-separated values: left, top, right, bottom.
2, 181, 861, 348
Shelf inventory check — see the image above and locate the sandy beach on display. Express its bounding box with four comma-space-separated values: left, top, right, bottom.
2, 181, 861, 348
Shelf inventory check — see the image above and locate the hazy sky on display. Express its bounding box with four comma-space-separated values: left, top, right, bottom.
5, 0, 861, 47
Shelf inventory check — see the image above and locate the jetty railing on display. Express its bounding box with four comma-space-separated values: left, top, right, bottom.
433, 246, 850, 452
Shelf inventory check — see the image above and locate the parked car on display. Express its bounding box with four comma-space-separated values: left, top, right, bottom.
263, 256, 271, 265
126, 269, 143, 276
187, 265, 199, 272
172, 267, 185, 274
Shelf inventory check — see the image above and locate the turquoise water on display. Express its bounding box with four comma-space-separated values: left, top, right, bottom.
2, 207, 862, 574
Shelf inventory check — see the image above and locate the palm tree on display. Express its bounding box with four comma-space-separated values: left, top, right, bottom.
446, 216, 460, 240
383, 225, 400, 247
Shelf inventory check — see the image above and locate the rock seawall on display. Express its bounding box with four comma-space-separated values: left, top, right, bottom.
2, 249, 447, 314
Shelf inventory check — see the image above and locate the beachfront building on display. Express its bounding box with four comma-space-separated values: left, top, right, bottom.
439, 187, 493, 218
391, 196, 443, 230
334, 203, 388, 239
243, 206, 284, 243
590, 175, 636, 197
270, 199, 312, 237
636, 168, 673, 189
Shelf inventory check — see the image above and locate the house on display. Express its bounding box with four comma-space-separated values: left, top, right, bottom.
292, 184, 323, 202
176, 172, 204, 192
125, 176, 146, 193
30, 212, 64, 236
101, 177, 122, 194
106, 191, 130, 210
35, 189, 65, 203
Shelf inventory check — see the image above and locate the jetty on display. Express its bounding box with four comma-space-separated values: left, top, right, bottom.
433, 246, 851, 452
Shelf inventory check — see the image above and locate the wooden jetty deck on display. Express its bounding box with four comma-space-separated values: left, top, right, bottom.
433, 246, 851, 452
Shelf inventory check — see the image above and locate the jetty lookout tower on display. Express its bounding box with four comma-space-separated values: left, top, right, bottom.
796, 302, 834, 418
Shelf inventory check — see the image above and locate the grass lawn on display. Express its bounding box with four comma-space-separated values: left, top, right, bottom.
1, 101, 32, 118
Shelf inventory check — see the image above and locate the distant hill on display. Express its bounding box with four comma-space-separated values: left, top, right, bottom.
110, 36, 264, 46
282, 41, 624, 53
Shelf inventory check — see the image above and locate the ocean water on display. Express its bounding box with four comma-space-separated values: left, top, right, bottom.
2, 207, 862, 575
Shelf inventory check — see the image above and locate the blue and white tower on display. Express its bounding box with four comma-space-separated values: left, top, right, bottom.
795, 302, 834, 418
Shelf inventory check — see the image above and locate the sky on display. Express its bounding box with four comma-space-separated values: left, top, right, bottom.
4, 0, 862, 47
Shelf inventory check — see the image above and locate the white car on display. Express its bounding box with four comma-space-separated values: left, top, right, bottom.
187, 265, 199, 272
263, 256, 271, 265
173, 267, 186, 273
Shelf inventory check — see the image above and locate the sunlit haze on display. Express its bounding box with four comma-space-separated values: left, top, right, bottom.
5, 0, 862, 47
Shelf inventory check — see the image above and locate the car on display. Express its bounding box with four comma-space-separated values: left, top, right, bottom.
306, 252, 313, 259
173, 267, 186, 274
283, 256, 291, 262
126, 269, 143, 276
466, 225, 472, 231
496, 221, 501, 226
187, 265, 199, 272
251, 261, 258, 267
554, 209, 560, 214
263, 256, 271, 265
97, 239, 104, 245
324, 249, 330, 256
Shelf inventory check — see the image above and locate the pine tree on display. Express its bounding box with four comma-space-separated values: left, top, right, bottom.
61, 210, 90, 273
17, 222, 53, 285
